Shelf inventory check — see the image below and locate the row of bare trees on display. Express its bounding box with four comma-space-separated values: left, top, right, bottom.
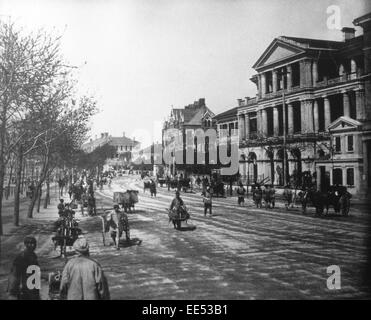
0, 21, 98, 235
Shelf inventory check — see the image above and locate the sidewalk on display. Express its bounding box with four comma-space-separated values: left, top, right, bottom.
0, 185, 89, 299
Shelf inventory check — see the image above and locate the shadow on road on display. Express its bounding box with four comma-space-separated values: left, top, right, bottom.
178, 225, 197, 231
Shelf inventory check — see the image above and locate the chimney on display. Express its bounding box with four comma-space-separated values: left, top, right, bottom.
341, 27, 355, 41
237, 99, 244, 107
199, 98, 205, 106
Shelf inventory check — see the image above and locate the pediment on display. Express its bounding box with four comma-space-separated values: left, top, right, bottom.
253, 39, 305, 70
328, 116, 362, 131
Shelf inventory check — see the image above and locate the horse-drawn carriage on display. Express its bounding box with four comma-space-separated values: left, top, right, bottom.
298, 185, 352, 216
52, 209, 82, 257
166, 205, 190, 230
113, 190, 139, 212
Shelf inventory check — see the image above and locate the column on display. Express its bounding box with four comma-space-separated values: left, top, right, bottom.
257, 110, 262, 135
258, 75, 262, 98
306, 100, 314, 133
287, 65, 292, 90
355, 89, 365, 120
324, 96, 331, 130
343, 91, 350, 117
342, 168, 347, 187
261, 108, 268, 136
313, 100, 319, 132
261, 73, 266, 96
273, 106, 279, 136
300, 59, 312, 88
245, 113, 250, 139
272, 70, 278, 92
316, 166, 321, 191
312, 60, 318, 87
301, 100, 307, 133
287, 103, 294, 135
351, 59, 357, 79
238, 114, 245, 141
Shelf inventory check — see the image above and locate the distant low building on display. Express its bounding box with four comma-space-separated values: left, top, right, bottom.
82, 132, 141, 168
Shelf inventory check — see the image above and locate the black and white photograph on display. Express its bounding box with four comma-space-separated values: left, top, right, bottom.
0, 0, 370, 307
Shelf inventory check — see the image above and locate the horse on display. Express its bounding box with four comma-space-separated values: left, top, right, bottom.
298, 189, 330, 215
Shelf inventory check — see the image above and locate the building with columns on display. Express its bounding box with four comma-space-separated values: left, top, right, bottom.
237, 12, 371, 197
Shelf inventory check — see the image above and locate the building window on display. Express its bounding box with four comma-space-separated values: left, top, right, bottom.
130, 146, 132, 151
333, 168, 343, 185
346, 168, 354, 186
347, 135, 354, 152
126, 146, 128, 151
121, 146, 123, 151
334, 137, 341, 152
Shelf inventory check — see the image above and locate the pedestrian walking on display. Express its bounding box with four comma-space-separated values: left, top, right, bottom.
236, 183, 246, 206
7, 236, 40, 300
150, 179, 157, 197
60, 237, 110, 300
202, 187, 212, 216
253, 185, 263, 208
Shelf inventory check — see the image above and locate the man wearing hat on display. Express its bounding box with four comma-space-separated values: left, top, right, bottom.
7, 236, 40, 300
60, 237, 110, 300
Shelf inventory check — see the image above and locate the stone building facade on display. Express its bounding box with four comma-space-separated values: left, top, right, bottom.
237, 12, 371, 196
162, 98, 215, 177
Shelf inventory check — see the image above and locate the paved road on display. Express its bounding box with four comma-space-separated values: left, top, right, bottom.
1, 175, 370, 299
92, 176, 371, 299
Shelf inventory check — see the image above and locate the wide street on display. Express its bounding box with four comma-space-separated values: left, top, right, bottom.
0, 174, 370, 299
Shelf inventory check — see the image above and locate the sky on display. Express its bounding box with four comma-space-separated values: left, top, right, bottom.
0, 0, 369, 148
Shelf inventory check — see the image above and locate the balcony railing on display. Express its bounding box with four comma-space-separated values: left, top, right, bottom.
258, 72, 362, 101
239, 131, 331, 147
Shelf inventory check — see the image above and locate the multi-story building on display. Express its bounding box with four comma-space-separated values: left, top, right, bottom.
162, 98, 215, 177
82, 132, 140, 167
237, 12, 371, 196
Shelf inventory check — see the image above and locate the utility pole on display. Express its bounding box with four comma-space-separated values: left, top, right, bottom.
277, 69, 290, 186
282, 90, 287, 186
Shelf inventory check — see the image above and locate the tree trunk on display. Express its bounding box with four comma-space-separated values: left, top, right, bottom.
5, 160, 14, 200
21, 158, 26, 195
14, 146, 23, 226
0, 167, 5, 236
27, 187, 38, 218
37, 184, 42, 213
44, 179, 50, 209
